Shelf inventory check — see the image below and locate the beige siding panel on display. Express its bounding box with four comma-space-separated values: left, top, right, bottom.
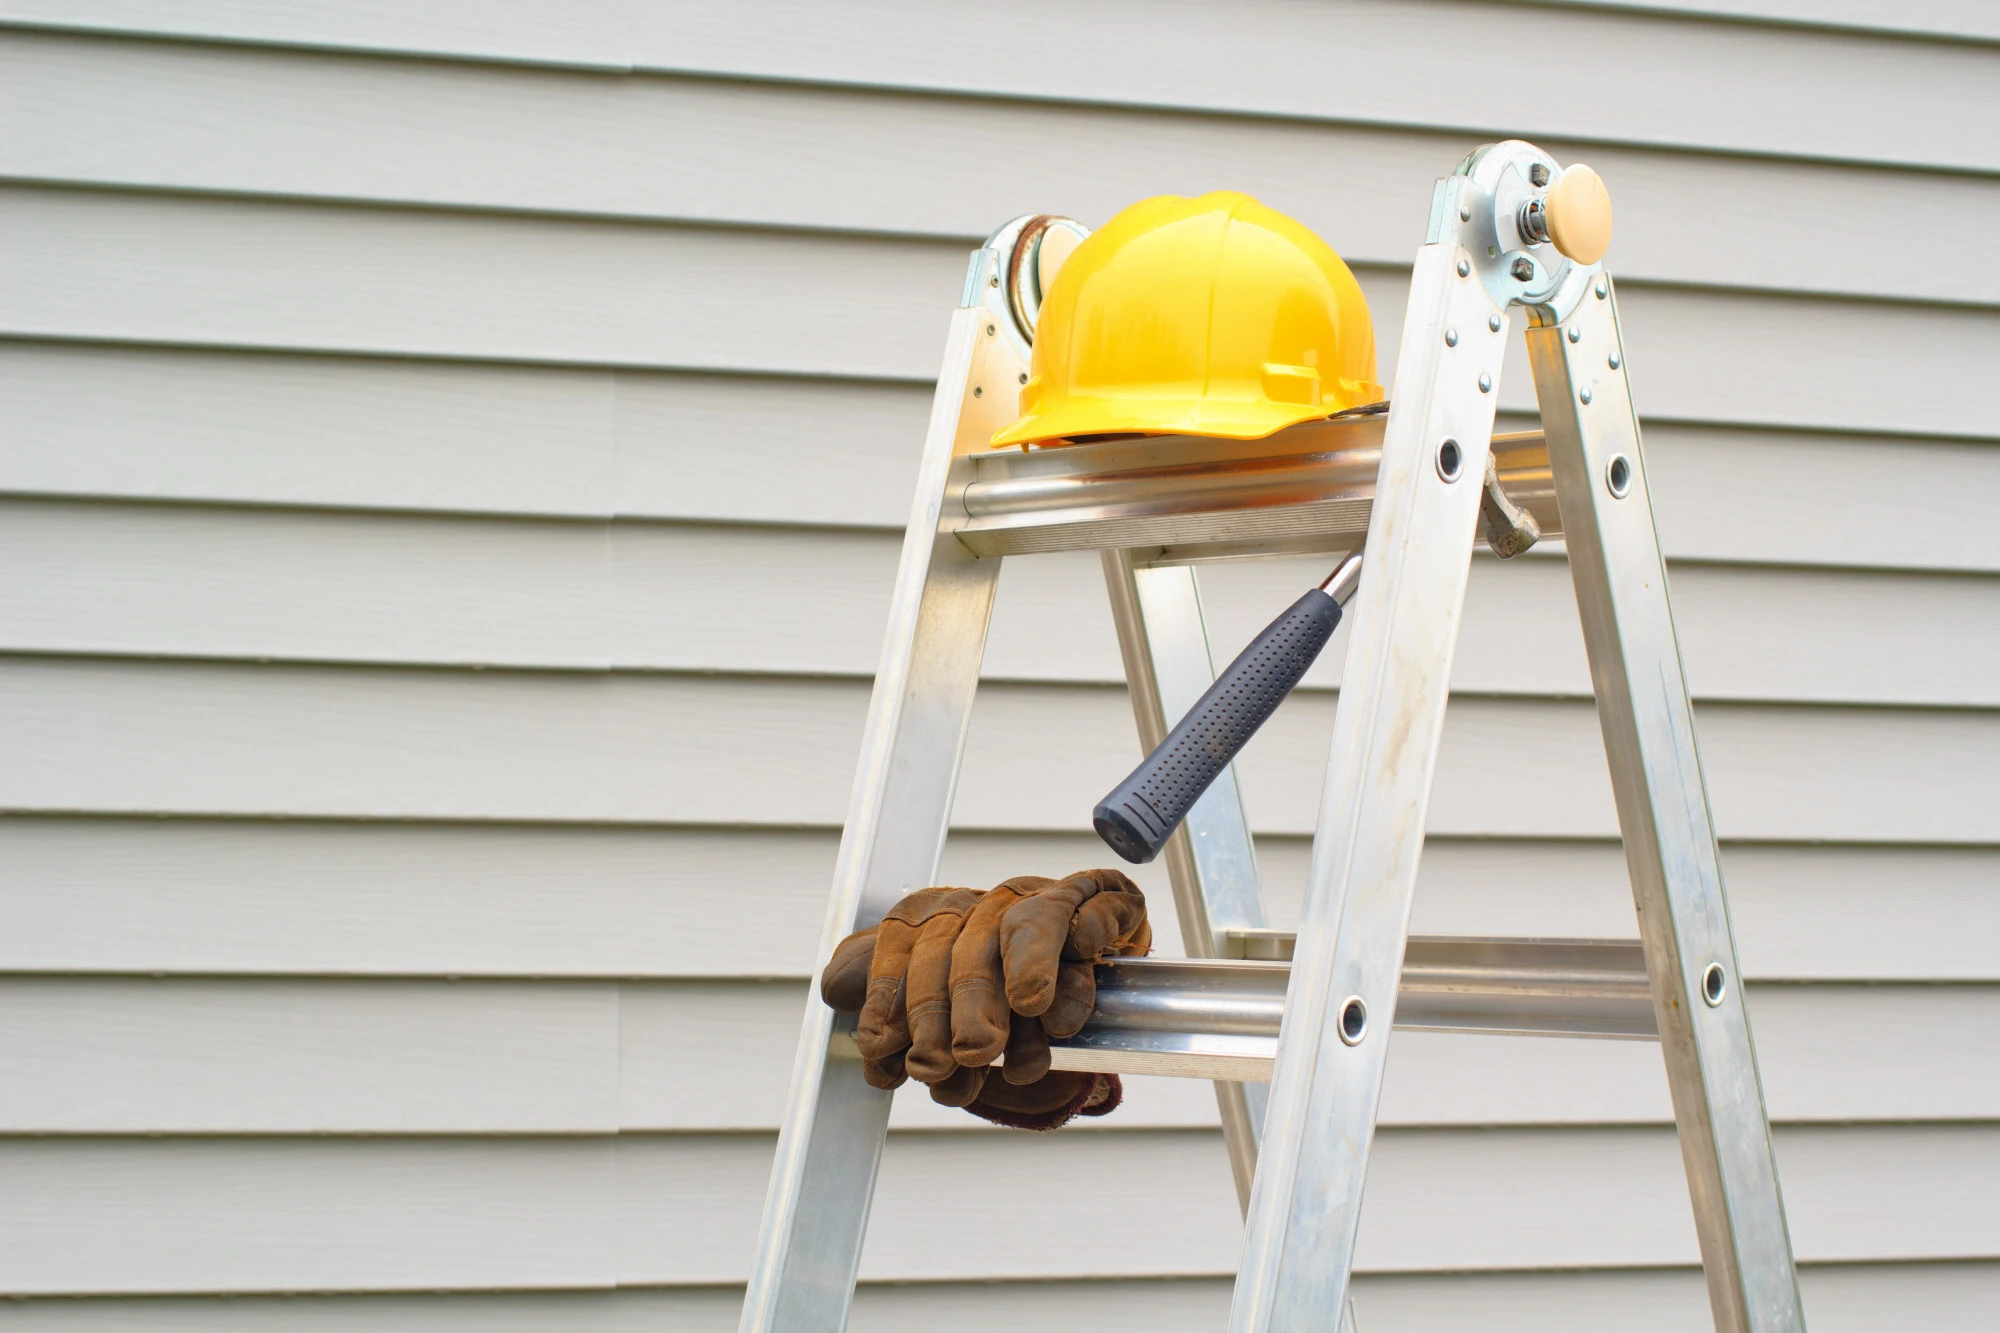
0, 1137, 624, 1295
5, 187, 1995, 439
6, 976, 1985, 1132
0, 343, 626, 520
4, 1, 1994, 171
0, 0, 640, 69
621, 1, 2000, 174
0, 499, 620, 671
0, 343, 935, 529
8, 497, 1995, 706
1640, 427, 1998, 575
7, 344, 1996, 575
5, 819, 1989, 982
0, 185, 973, 383
1538, 0, 2000, 42
2, 1126, 1992, 1292
6, 29, 1996, 307
0, 978, 621, 1133
5, 659, 1997, 842
2, 1264, 1997, 1333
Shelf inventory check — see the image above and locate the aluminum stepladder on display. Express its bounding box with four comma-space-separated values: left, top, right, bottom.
741, 141, 1804, 1333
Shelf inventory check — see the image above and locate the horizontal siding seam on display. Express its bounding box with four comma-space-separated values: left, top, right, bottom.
6, 489, 1998, 578
4, 649, 1997, 716
2, 328, 1994, 444
9, 176, 2000, 315
0, 17, 640, 73
2, 809, 1994, 852
2, 20, 1994, 177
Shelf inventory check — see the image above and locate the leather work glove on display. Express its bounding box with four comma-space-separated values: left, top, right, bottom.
819, 869, 1151, 1130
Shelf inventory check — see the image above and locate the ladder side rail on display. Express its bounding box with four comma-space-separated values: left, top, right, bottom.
740, 267, 1022, 1332
1527, 277, 1804, 1331
1100, 551, 1271, 1209
1229, 240, 1508, 1330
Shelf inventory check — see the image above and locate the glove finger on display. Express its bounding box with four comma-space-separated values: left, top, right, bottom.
856, 918, 919, 1062
1000, 879, 1089, 1016
949, 881, 1044, 1068
904, 910, 975, 1084
819, 928, 877, 1013
927, 1062, 987, 1108
1067, 891, 1148, 962
860, 1050, 907, 1091
1038, 960, 1098, 1039
1001, 1010, 1052, 1085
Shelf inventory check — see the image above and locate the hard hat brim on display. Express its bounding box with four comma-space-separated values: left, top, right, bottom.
990, 393, 1369, 449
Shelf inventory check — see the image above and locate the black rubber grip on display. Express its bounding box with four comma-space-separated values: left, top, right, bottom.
1094, 588, 1342, 864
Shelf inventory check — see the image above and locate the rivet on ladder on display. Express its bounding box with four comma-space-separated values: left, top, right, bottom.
1444, 328, 1458, 347
1608, 352, 1621, 369
1702, 962, 1727, 1006
1488, 314, 1503, 332
1594, 277, 1609, 299
986, 324, 996, 336
1567, 326, 1582, 344
1338, 996, 1368, 1045
1457, 258, 1471, 277
1459, 203, 1472, 221
973, 386, 983, 397
1478, 373, 1493, 393
1580, 387, 1593, 405
1019, 372, 1029, 384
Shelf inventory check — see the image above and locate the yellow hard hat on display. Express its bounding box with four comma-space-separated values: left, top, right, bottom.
991, 191, 1385, 448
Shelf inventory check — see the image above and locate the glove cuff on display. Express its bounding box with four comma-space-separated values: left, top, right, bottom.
962, 1071, 1122, 1132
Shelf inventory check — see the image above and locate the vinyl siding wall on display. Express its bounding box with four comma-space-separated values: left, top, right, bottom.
1, 4, 1996, 1328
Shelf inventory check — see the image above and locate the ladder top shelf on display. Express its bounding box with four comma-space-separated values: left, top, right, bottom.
953, 417, 1556, 563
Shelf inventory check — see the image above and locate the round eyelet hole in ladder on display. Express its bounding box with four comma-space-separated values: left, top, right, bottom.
1437, 438, 1464, 482
1606, 454, 1632, 497
1338, 996, 1368, 1045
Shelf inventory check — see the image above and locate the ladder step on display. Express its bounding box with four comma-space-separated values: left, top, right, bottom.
1046, 936, 1656, 1082
956, 418, 1554, 561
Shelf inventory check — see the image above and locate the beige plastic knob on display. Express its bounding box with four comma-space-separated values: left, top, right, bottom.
1545, 164, 1613, 265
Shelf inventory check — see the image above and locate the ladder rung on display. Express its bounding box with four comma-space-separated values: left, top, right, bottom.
1045, 936, 1657, 1082
955, 418, 1555, 561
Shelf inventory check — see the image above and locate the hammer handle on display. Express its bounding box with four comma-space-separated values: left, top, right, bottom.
1094, 588, 1341, 864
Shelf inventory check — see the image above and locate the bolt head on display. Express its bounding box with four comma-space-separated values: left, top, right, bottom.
1510, 256, 1535, 281
1530, 163, 1550, 187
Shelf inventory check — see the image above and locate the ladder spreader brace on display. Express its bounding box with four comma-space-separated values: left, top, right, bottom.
742, 141, 1805, 1333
